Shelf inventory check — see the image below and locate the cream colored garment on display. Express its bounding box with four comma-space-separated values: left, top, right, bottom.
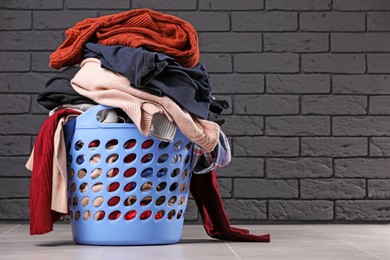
71, 58, 220, 152
26, 114, 78, 214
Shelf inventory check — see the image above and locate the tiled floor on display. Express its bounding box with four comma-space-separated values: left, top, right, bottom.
0, 224, 388, 259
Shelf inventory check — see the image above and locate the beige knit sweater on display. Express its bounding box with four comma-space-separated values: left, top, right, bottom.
71, 58, 220, 152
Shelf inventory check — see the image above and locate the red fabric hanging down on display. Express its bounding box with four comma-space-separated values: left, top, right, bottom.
29, 109, 81, 235
190, 170, 270, 242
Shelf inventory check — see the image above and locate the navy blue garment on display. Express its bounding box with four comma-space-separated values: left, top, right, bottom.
37, 66, 96, 110
83, 43, 211, 119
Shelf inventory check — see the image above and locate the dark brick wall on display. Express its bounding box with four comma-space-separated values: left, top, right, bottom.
1, 0, 390, 223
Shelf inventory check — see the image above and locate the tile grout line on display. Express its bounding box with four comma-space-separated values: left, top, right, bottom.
224, 242, 242, 260
0, 224, 21, 238
96, 247, 104, 260
306, 225, 383, 260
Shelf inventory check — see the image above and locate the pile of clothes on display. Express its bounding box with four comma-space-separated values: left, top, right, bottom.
26, 8, 270, 242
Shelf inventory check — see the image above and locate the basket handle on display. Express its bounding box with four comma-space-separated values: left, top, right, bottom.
75, 105, 138, 129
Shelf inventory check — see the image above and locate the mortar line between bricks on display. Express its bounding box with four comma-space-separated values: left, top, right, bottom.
0, 224, 21, 238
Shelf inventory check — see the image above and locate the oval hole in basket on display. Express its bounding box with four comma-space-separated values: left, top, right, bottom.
167, 210, 176, 220
107, 168, 119, 178
91, 182, 103, 193
94, 210, 105, 221
68, 169, 74, 179
75, 211, 81, 220
124, 153, 136, 163
124, 210, 137, 220
124, 196, 137, 206
108, 196, 120, 206
178, 196, 185, 206
140, 196, 152, 206
141, 153, 153, 163
81, 196, 89, 207
142, 139, 154, 149
173, 140, 183, 151
155, 196, 166, 206
185, 142, 192, 150
155, 210, 165, 220
67, 155, 72, 166
168, 196, 177, 206
72, 197, 78, 206
108, 210, 121, 220
77, 169, 87, 179
70, 183, 76, 193
90, 168, 102, 179
83, 210, 91, 221
157, 168, 168, 177
89, 139, 100, 150
79, 183, 88, 193
124, 182, 137, 192
140, 210, 152, 220
124, 139, 136, 149
177, 210, 183, 219
141, 167, 153, 178
172, 154, 182, 164
170, 168, 180, 178
124, 168, 136, 178
169, 182, 178, 192
106, 154, 118, 164
76, 155, 85, 165
105, 139, 118, 150
93, 196, 104, 207
182, 169, 188, 179
107, 182, 120, 192
74, 140, 84, 151
180, 182, 187, 192
184, 155, 191, 165
90, 154, 101, 164
156, 182, 167, 192
158, 141, 170, 150
140, 182, 153, 192
157, 154, 169, 164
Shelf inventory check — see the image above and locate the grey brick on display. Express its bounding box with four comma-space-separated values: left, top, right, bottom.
234, 179, 298, 198
336, 200, 390, 221
221, 116, 263, 136
334, 0, 390, 11
199, 0, 264, 10
0, 31, 63, 51
209, 74, 264, 94
217, 158, 264, 177
184, 199, 198, 221
234, 137, 299, 157
0, 157, 31, 177
368, 54, 390, 73
370, 96, 390, 114
0, 199, 29, 220
300, 12, 365, 32
333, 116, 390, 136
368, 180, 390, 199
0, 136, 31, 156
0, 94, 30, 114
266, 74, 330, 94
232, 12, 298, 32
370, 137, 390, 156
267, 158, 332, 179
235, 95, 299, 115
266, 0, 331, 10
235, 54, 299, 73
200, 54, 232, 73
302, 54, 365, 74
335, 158, 390, 178
0, 178, 29, 198
0, 0, 63, 9
0, 52, 30, 72
224, 199, 267, 220
266, 116, 330, 136
66, 0, 129, 9
171, 12, 230, 31
333, 75, 390, 94
0, 73, 52, 94
0, 11, 31, 30
34, 11, 97, 30
269, 200, 333, 220
31, 52, 56, 72
332, 33, 390, 52
199, 33, 261, 52
302, 95, 367, 115
301, 179, 366, 199
368, 12, 390, 31
302, 137, 368, 157
133, 0, 196, 10
0, 114, 47, 135
264, 33, 328, 53
217, 178, 232, 198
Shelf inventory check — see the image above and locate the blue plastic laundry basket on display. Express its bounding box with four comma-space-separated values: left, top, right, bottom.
64, 105, 193, 245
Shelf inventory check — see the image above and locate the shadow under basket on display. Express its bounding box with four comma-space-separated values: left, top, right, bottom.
64, 105, 193, 246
